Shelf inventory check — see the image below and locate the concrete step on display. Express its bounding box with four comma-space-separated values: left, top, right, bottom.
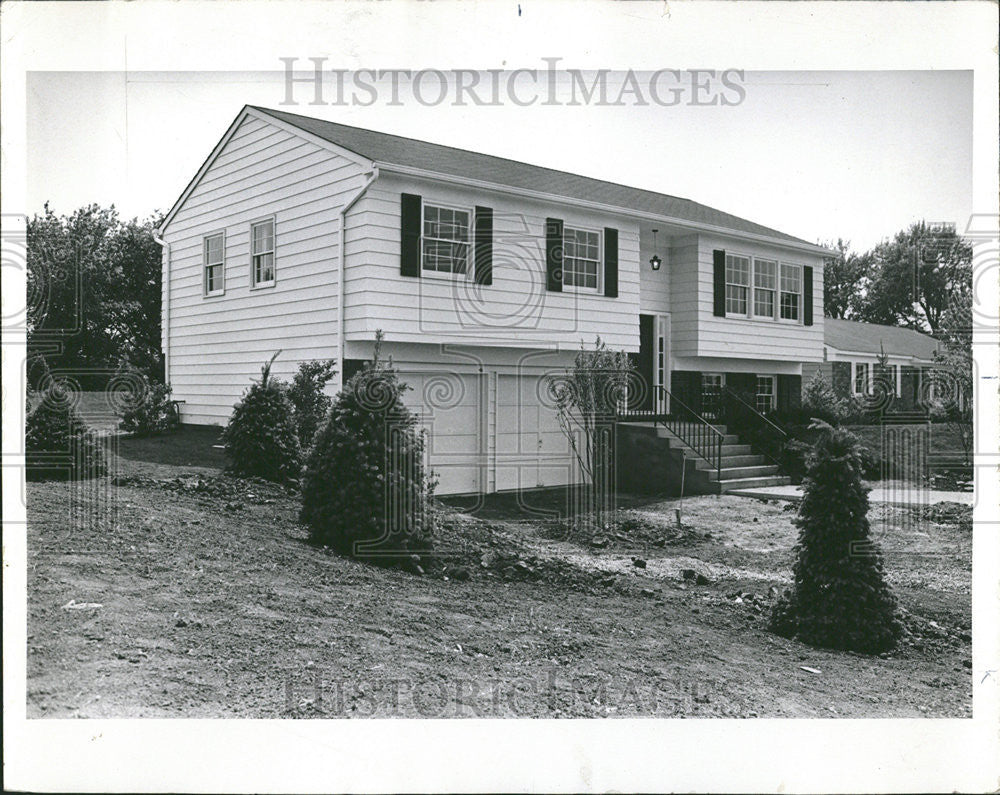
708, 465, 781, 481
716, 475, 791, 493
720, 444, 753, 456
655, 428, 738, 445
695, 454, 766, 469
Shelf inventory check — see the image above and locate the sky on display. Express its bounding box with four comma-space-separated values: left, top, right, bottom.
26, 69, 972, 253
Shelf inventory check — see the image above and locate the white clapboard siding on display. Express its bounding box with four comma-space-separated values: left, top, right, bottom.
161, 113, 368, 425
666, 232, 825, 362
343, 173, 642, 352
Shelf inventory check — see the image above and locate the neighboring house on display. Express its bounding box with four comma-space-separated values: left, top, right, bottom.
157, 105, 830, 495
802, 318, 941, 411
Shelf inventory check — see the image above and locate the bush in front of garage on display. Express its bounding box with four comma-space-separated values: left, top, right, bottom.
299, 334, 435, 570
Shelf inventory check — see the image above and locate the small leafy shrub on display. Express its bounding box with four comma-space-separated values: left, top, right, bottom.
286, 359, 337, 450
299, 334, 434, 567
118, 375, 178, 437
771, 423, 901, 654
221, 352, 300, 485
26, 383, 106, 481
801, 372, 849, 425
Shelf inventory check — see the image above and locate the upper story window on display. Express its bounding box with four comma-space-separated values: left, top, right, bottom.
853, 362, 871, 395
251, 219, 275, 288
203, 232, 225, 297
422, 204, 470, 274
753, 259, 777, 317
562, 226, 601, 290
725, 254, 750, 314
723, 254, 804, 323
780, 263, 801, 320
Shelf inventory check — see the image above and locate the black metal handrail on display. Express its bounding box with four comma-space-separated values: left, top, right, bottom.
620, 384, 723, 479
719, 387, 788, 466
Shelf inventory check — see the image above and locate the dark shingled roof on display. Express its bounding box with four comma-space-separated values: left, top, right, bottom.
252, 106, 819, 248
824, 318, 940, 362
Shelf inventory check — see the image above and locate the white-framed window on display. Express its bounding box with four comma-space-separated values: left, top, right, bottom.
753, 259, 777, 318
725, 254, 750, 315
880, 363, 901, 397
755, 375, 775, 413
251, 218, 275, 288
779, 263, 801, 320
422, 204, 470, 275
853, 362, 871, 395
562, 226, 601, 290
203, 232, 225, 297
701, 373, 725, 418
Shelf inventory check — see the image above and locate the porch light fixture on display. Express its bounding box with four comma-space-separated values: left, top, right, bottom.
649, 229, 662, 270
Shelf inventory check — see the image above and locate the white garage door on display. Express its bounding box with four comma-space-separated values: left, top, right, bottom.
398, 370, 485, 496
495, 372, 575, 492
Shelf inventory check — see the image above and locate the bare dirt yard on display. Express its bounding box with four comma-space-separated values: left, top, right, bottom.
26, 428, 971, 718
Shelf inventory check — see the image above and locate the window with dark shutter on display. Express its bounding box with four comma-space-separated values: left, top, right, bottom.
604, 227, 618, 298
713, 249, 726, 316
474, 206, 493, 285
400, 193, 422, 277
803, 265, 814, 326
546, 218, 563, 292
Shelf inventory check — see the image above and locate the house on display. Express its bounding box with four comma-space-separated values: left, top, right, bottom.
157, 105, 831, 496
803, 318, 941, 412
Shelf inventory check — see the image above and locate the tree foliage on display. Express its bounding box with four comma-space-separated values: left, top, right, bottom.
821, 238, 867, 319
855, 222, 972, 332
299, 333, 434, 565
27, 203, 164, 384
771, 424, 901, 653
221, 352, 301, 485
286, 359, 338, 451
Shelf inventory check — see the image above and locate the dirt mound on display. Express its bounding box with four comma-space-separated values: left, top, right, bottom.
918, 502, 972, 528
536, 509, 709, 551
431, 512, 622, 593
112, 472, 294, 506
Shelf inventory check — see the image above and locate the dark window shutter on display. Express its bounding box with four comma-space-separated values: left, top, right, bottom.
777, 374, 802, 411
400, 193, 422, 277
713, 249, 726, 316
474, 206, 493, 285
545, 218, 563, 292
637, 314, 655, 411
604, 227, 619, 298
671, 370, 702, 414
803, 265, 814, 326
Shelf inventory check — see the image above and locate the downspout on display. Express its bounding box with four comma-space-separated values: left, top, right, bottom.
337, 166, 379, 392
153, 229, 170, 387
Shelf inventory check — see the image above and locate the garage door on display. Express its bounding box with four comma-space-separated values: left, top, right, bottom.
495, 372, 576, 492
398, 370, 485, 496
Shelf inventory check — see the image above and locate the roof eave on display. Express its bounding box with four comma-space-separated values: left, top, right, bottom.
375, 161, 833, 257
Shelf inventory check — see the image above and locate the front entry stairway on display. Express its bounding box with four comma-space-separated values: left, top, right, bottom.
649, 421, 790, 493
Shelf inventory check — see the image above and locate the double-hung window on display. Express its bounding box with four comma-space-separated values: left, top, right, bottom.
755, 375, 775, 413
725, 254, 750, 315
251, 219, 275, 287
753, 259, 777, 318
562, 226, 600, 290
780, 263, 801, 320
203, 233, 225, 296
422, 204, 470, 274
